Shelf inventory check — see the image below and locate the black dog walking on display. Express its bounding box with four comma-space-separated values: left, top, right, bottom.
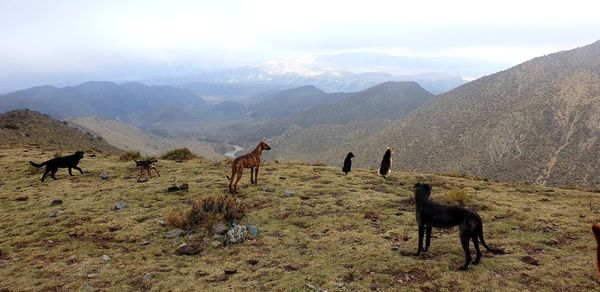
413, 183, 503, 270
342, 152, 354, 174
29, 151, 84, 181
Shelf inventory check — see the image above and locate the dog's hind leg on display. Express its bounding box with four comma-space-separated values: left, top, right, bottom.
152, 167, 160, 177
234, 167, 243, 194
254, 166, 259, 185
472, 233, 482, 265
50, 168, 58, 180
459, 229, 472, 271
424, 226, 432, 252
41, 168, 50, 182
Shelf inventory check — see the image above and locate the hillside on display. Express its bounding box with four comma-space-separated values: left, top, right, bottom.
268, 40, 600, 187
0, 110, 122, 154
249, 85, 349, 119
69, 117, 221, 159
0, 81, 207, 124
0, 147, 598, 290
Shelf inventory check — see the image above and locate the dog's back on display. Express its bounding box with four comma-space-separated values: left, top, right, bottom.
30, 151, 84, 168
342, 152, 354, 174
378, 148, 392, 176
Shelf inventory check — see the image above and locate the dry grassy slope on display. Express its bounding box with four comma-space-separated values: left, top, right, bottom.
0, 147, 599, 291
0, 110, 123, 155
269, 40, 600, 187
69, 117, 221, 160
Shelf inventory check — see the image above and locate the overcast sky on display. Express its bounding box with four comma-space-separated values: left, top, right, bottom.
1, 0, 599, 90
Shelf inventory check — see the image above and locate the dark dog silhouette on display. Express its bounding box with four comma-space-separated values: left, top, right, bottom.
342, 152, 354, 174
413, 183, 503, 270
226, 141, 271, 194
29, 151, 84, 181
134, 159, 160, 177
378, 147, 393, 179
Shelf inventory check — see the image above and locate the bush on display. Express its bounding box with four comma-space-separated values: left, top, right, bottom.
160, 148, 197, 161
435, 189, 470, 206
1, 123, 18, 130
119, 151, 142, 161
166, 195, 246, 231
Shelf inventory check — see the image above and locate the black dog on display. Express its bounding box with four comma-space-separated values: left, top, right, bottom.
378, 147, 393, 179
29, 151, 84, 182
134, 159, 160, 177
342, 152, 354, 174
413, 183, 503, 270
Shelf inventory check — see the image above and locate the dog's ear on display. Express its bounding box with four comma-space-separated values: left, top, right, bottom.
413, 182, 421, 189
425, 184, 432, 191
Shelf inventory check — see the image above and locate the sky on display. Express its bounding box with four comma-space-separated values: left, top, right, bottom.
0, 0, 599, 91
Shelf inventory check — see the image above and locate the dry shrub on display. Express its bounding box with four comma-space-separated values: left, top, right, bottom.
119, 150, 142, 161
311, 161, 326, 166
167, 195, 246, 231
435, 189, 470, 205
161, 148, 197, 161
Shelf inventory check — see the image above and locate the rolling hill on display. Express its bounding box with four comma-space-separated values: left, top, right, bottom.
267, 40, 600, 187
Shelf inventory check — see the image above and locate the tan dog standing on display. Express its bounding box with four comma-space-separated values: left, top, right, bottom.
227, 141, 271, 194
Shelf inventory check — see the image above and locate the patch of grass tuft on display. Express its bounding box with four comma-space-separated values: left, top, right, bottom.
119, 150, 142, 161
167, 195, 246, 231
160, 148, 197, 161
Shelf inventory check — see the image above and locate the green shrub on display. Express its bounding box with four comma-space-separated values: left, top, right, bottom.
435, 189, 470, 206
119, 151, 142, 161
160, 148, 197, 161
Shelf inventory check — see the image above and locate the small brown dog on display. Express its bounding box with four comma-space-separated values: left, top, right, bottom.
593, 224, 600, 275
226, 141, 271, 194
134, 159, 160, 177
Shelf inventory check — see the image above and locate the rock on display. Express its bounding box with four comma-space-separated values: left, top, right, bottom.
15, 196, 28, 201
175, 242, 202, 255
223, 268, 237, 275
381, 231, 392, 239
137, 176, 148, 183
225, 224, 248, 244
212, 223, 228, 235
143, 273, 152, 281
100, 173, 109, 180
283, 190, 294, 197
283, 264, 298, 271
140, 240, 150, 246
211, 240, 222, 247
114, 202, 126, 210
48, 209, 60, 217
86, 273, 97, 279
49, 198, 63, 206
247, 225, 258, 236
0, 259, 7, 267
196, 270, 209, 277
158, 219, 165, 226
82, 283, 95, 291
246, 259, 259, 265
167, 185, 180, 192
179, 183, 189, 190
391, 246, 400, 252
521, 255, 540, 266
165, 228, 185, 239
262, 188, 275, 193
101, 255, 110, 262
278, 177, 286, 180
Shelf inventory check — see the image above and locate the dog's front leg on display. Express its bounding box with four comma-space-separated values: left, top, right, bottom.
424, 226, 432, 252
415, 225, 425, 256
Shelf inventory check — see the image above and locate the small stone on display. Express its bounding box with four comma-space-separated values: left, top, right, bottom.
86, 273, 97, 279
246, 259, 259, 265
15, 196, 28, 201
143, 273, 152, 281
196, 270, 209, 277
306, 283, 317, 290
140, 240, 150, 246
114, 202, 126, 210
211, 240, 222, 247
175, 242, 202, 255
391, 246, 400, 252
167, 185, 180, 192
49, 198, 63, 206
225, 224, 248, 244
212, 223, 228, 235
247, 225, 258, 236
223, 268, 237, 275
179, 183, 189, 190
0, 259, 7, 267
158, 219, 165, 226
48, 209, 60, 217
101, 255, 110, 261
82, 283, 95, 291
137, 176, 148, 183
100, 173, 109, 180
283, 190, 294, 197
521, 255, 540, 266
165, 228, 185, 239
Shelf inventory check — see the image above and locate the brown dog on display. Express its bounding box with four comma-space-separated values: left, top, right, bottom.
134, 159, 160, 177
593, 224, 600, 275
226, 141, 271, 194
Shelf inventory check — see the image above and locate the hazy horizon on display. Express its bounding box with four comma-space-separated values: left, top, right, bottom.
1, 0, 599, 92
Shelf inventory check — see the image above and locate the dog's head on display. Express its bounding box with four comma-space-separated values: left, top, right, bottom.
385, 146, 394, 156
347, 152, 355, 159
413, 182, 432, 201
259, 141, 271, 151
75, 151, 84, 158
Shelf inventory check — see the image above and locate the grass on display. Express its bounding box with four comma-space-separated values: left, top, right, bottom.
0, 146, 599, 290
160, 148, 197, 161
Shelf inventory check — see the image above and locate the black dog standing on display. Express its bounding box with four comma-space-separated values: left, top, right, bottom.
378, 147, 393, 179
413, 183, 503, 270
342, 152, 354, 174
29, 151, 84, 181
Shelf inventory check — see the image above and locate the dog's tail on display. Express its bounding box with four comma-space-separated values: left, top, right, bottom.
478, 224, 505, 254
29, 161, 46, 168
